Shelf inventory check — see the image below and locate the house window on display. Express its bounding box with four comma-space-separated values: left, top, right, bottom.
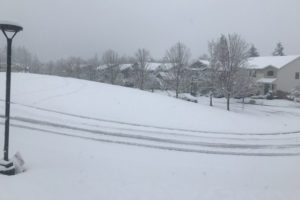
296, 72, 300, 80
267, 71, 274, 76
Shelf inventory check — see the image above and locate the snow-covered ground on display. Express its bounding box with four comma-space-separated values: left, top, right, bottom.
0, 73, 300, 200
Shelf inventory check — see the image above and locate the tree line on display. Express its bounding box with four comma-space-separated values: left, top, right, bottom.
0, 35, 288, 111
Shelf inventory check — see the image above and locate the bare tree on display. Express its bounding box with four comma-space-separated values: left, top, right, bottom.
203, 42, 222, 107
67, 57, 83, 78
29, 56, 43, 74
203, 67, 220, 107
199, 53, 209, 60
209, 34, 249, 111
232, 68, 258, 103
85, 54, 99, 81
165, 42, 190, 98
45, 61, 55, 75
135, 48, 150, 90
13, 46, 33, 71
102, 50, 120, 84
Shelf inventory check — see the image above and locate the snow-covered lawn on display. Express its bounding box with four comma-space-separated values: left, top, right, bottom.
0, 73, 300, 200
1, 127, 300, 200
1, 73, 300, 134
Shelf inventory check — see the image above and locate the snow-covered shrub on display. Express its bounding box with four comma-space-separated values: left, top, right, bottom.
249, 99, 256, 104
289, 85, 300, 102
276, 90, 289, 99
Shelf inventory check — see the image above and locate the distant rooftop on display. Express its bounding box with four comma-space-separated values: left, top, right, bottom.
97, 62, 173, 71
198, 59, 210, 66
247, 55, 300, 69
147, 62, 172, 71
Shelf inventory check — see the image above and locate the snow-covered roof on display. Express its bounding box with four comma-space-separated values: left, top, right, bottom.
158, 71, 169, 78
97, 64, 133, 71
147, 63, 172, 71
97, 65, 107, 70
0, 20, 22, 27
198, 59, 210, 66
248, 55, 300, 69
146, 63, 161, 71
97, 62, 172, 71
119, 64, 133, 71
257, 78, 277, 84
189, 60, 210, 71
157, 71, 174, 80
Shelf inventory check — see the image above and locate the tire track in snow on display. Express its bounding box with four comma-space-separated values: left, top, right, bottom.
3, 100, 300, 136
69, 119, 300, 142
5, 122, 300, 157
4, 116, 300, 152
2, 114, 300, 144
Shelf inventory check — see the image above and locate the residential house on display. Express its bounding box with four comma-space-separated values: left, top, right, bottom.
248, 55, 300, 95
186, 59, 210, 95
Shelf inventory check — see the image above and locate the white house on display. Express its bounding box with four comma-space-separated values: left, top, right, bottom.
248, 55, 300, 95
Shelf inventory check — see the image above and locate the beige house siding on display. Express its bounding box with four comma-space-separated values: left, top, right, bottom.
254, 66, 278, 80
253, 66, 278, 94
276, 57, 300, 93
254, 69, 264, 80
263, 66, 278, 78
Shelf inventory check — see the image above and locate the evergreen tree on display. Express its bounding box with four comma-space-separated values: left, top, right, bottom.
248, 44, 259, 57
272, 42, 285, 56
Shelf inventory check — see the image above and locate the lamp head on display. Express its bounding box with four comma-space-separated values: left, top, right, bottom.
0, 21, 23, 39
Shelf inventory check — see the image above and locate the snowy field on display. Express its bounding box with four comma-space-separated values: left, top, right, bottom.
0, 73, 300, 200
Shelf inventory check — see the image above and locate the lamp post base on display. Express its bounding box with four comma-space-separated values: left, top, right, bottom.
0, 159, 15, 175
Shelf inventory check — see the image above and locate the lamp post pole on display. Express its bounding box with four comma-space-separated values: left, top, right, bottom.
4, 36, 13, 161
0, 22, 23, 175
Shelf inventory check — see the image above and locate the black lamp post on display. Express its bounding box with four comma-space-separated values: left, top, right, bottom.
0, 22, 23, 175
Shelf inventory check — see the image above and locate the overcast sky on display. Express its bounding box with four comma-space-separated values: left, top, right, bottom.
1, 0, 300, 61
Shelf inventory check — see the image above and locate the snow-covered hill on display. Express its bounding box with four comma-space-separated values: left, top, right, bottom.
1, 73, 300, 133
0, 73, 300, 200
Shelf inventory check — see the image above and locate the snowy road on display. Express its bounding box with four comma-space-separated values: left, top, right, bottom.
1, 105, 300, 156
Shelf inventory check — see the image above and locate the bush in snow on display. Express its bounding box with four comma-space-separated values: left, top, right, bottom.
289, 85, 300, 102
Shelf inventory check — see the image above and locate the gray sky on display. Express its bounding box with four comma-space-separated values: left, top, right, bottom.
1, 0, 300, 61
